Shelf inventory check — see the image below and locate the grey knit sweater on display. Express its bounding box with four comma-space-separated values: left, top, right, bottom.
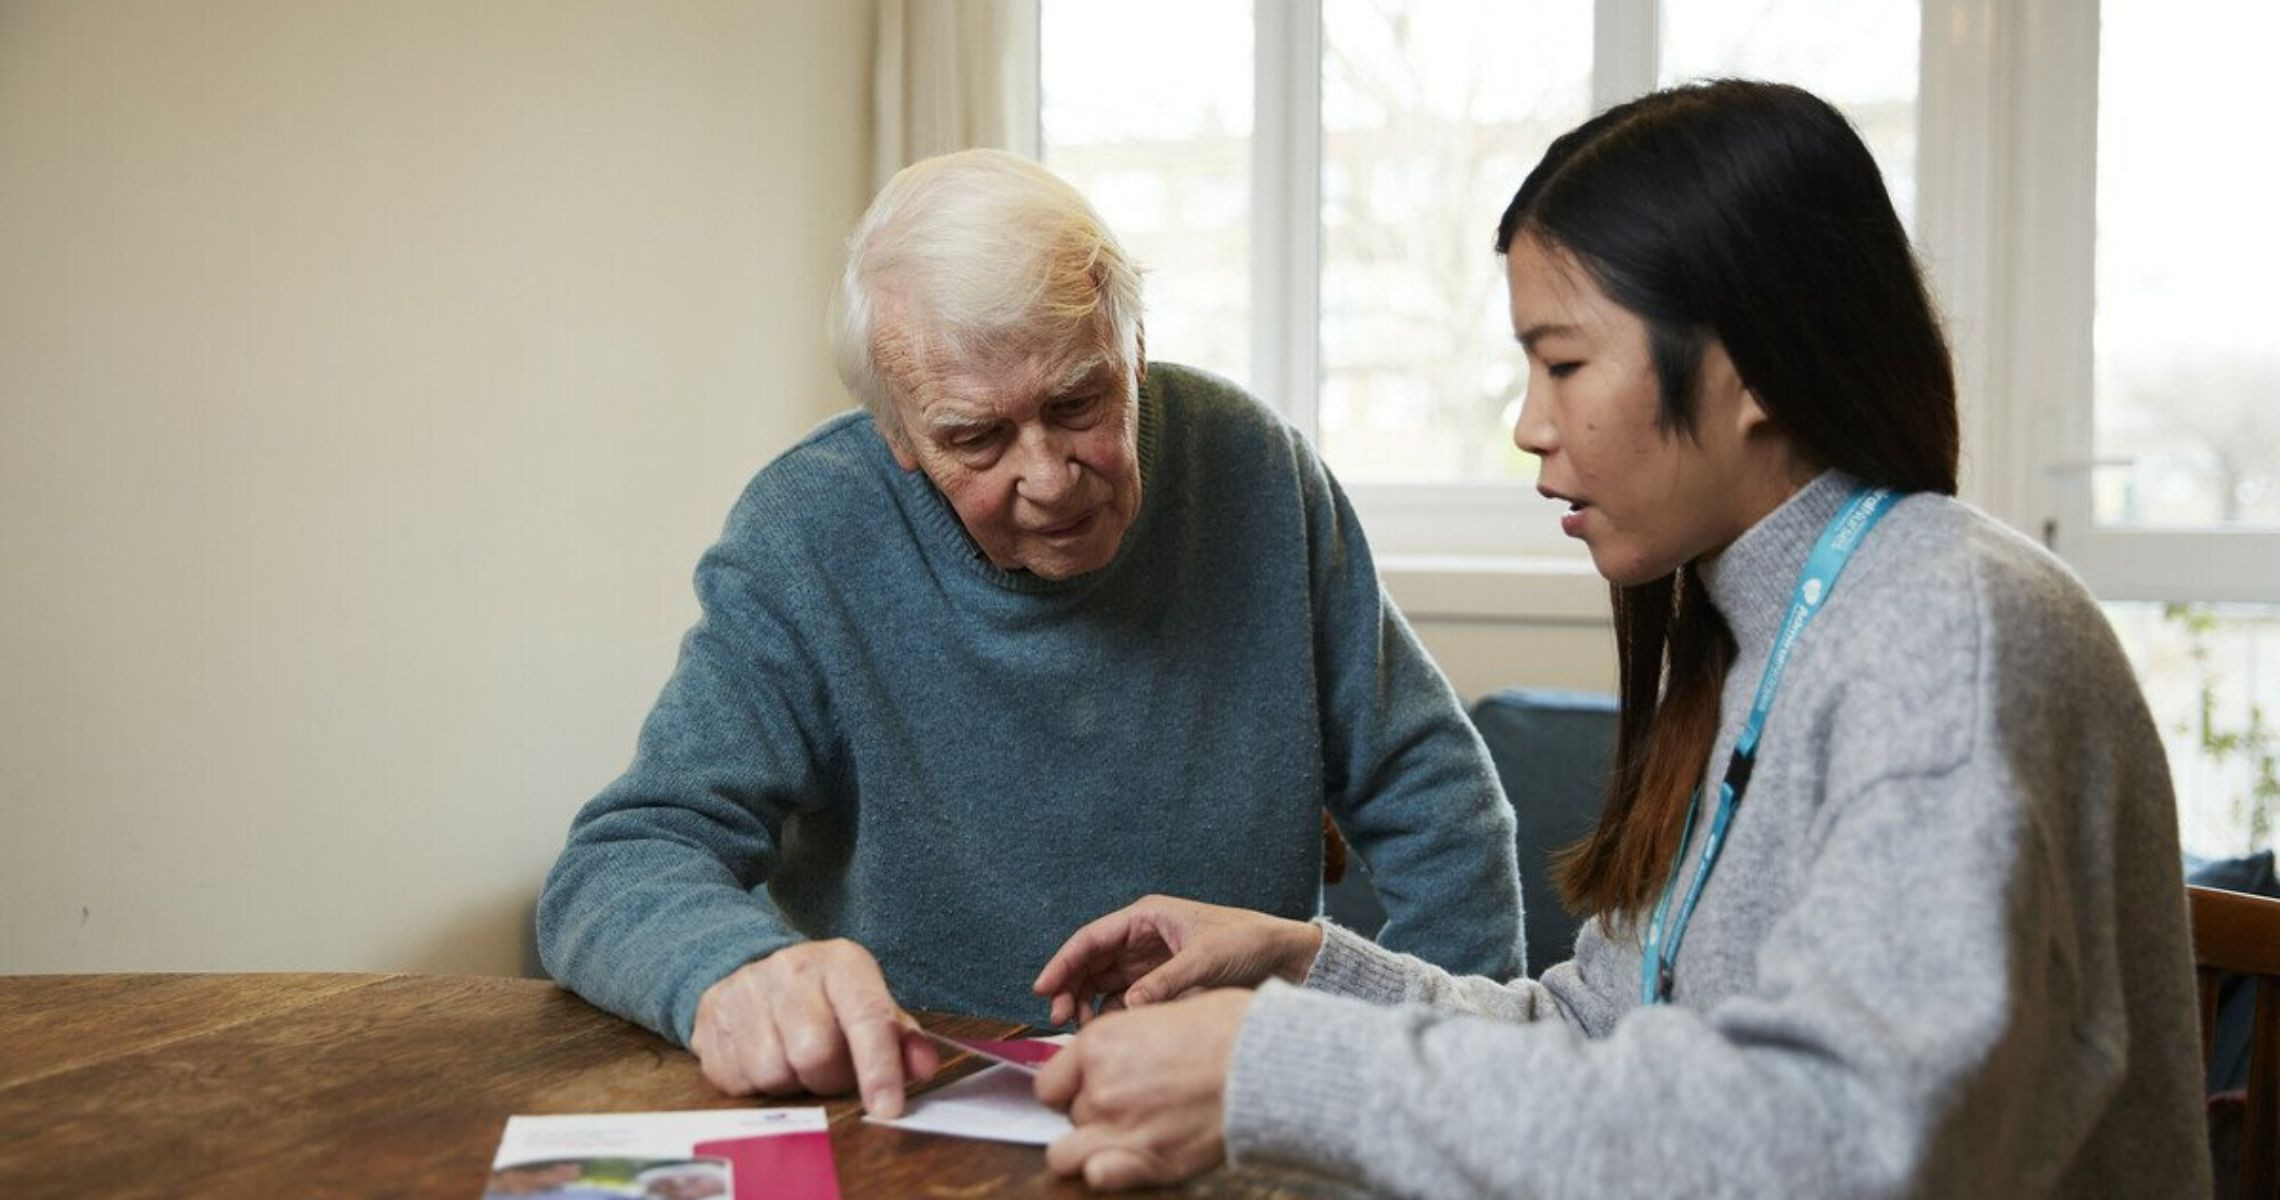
1225, 472, 2210, 1198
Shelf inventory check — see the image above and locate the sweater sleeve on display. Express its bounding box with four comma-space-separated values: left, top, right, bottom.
1305, 921, 1574, 1025
1228, 756, 2126, 1198
1300, 451, 1524, 980
536, 512, 836, 1046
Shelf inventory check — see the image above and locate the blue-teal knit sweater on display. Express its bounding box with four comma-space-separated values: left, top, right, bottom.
537, 363, 1522, 1043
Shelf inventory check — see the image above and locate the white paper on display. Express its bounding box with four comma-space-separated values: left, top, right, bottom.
867, 1034, 1076, 1147
491, 1108, 827, 1166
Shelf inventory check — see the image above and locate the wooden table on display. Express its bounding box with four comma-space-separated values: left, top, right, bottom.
0, 974, 1365, 1199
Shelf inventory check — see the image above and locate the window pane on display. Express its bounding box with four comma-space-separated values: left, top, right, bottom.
1040, 0, 1251, 385
2093, 3, 2280, 530
1317, 0, 1592, 484
1658, 0, 1920, 231
2106, 603, 2280, 857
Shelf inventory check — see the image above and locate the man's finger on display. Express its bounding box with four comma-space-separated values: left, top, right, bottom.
774, 988, 854, 1096
693, 1023, 753, 1096
898, 1024, 940, 1085
741, 1012, 796, 1094
825, 971, 911, 1116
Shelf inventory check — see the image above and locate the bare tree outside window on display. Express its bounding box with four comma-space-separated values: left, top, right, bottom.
2094, 0, 2280, 531
1315, 0, 1590, 484
1041, 1, 1252, 387
1660, 0, 1919, 231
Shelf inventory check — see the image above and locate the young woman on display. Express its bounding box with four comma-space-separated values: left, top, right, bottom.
1027, 81, 2210, 1197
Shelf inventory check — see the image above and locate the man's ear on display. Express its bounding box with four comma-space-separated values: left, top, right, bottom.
875, 410, 920, 471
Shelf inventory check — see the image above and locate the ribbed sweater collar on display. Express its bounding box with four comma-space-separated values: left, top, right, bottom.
1697, 469, 1859, 661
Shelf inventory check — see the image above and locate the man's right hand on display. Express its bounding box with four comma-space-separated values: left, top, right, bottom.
689, 939, 939, 1118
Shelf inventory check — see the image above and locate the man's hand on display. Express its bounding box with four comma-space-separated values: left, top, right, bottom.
688, 939, 939, 1117
1035, 989, 1252, 1191
1032, 894, 1324, 1027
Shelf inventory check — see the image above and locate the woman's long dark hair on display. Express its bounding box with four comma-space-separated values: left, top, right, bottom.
1495, 81, 1960, 927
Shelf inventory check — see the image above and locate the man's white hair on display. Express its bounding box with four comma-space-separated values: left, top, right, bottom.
829, 149, 1144, 433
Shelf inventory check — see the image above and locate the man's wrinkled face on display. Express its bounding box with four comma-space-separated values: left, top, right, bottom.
877, 320, 1144, 580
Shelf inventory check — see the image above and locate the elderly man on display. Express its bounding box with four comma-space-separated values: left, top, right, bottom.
537, 149, 1520, 1119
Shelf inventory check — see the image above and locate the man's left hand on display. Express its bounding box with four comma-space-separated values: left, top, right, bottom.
1034, 989, 1253, 1191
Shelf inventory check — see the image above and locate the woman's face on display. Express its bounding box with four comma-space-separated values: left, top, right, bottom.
1506, 233, 1807, 586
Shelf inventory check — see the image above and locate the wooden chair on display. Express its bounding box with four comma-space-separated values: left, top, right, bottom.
2188, 883, 2280, 1200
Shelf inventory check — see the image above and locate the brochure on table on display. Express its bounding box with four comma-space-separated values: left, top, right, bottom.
483, 1107, 836, 1200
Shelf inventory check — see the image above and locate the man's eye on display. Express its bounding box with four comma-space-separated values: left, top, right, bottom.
949, 431, 997, 452
1051, 394, 1100, 420
1546, 362, 1582, 380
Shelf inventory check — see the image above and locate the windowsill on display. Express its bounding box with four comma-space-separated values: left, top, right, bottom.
1378, 554, 1609, 624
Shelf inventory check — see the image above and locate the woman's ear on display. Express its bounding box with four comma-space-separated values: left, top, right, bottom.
1698, 338, 1767, 437
1738, 384, 1773, 435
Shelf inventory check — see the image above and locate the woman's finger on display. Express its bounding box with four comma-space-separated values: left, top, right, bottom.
1033, 1034, 1085, 1111
1034, 906, 1161, 996
1083, 1146, 1164, 1192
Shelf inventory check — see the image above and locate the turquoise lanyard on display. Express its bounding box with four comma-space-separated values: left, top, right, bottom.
1639, 485, 1900, 1006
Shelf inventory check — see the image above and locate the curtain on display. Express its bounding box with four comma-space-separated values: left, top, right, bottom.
870, 0, 1041, 193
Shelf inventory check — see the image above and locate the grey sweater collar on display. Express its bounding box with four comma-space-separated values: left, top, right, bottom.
1697, 469, 1859, 660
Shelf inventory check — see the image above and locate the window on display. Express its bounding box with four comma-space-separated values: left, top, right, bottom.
1040, 1, 2280, 852
1042, 0, 1922, 556
1658, 0, 1918, 230
2109, 603, 2280, 861
2068, 2, 2280, 860
1039, 2, 1252, 387
1315, 0, 1590, 486
2090, 3, 2280, 534
1981, 1, 2280, 605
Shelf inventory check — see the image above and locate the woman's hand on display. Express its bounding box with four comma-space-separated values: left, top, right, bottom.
1034, 989, 1253, 1191
1031, 894, 1324, 1026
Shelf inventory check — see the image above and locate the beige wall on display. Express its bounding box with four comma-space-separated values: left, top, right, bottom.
0, 1, 873, 975
1412, 621, 1613, 707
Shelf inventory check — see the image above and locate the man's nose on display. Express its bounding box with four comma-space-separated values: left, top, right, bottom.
1013, 427, 1079, 503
